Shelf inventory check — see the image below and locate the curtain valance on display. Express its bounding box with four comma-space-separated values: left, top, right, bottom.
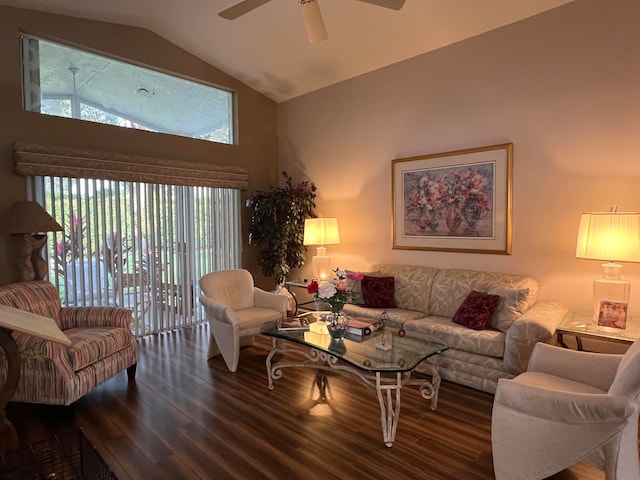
13, 141, 248, 190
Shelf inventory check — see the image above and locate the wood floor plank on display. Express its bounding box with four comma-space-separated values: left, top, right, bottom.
5, 324, 613, 479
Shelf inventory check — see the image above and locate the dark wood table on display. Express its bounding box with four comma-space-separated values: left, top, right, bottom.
0, 305, 70, 453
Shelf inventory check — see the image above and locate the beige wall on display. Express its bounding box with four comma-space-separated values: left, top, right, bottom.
0, 6, 278, 286
278, 0, 640, 318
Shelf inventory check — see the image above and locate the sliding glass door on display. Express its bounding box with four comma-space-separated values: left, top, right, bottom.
29, 176, 241, 336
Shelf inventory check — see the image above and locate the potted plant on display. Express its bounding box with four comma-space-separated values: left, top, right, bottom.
246, 171, 316, 286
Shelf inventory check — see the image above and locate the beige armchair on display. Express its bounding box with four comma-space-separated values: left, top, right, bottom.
492, 340, 640, 480
199, 269, 287, 372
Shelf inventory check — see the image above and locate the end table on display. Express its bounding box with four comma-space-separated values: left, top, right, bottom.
284, 280, 316, 314
0, 305, 71, 453
557, 310, 640, 351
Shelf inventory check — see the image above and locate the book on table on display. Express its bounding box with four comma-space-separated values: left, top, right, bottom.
278, 316, 314, 331
346, 317, 384, 336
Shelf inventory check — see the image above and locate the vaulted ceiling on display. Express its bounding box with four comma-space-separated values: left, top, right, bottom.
1, 0, 574, 102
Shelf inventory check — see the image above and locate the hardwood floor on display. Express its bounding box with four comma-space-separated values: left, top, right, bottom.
7, 324, 607, 479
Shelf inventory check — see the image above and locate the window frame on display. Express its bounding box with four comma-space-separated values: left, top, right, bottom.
21, 33, 236, 145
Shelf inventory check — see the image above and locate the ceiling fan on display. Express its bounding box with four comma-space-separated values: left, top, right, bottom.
219, 0, 406, 44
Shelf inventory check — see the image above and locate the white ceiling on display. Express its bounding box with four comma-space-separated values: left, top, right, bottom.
1, 0, 574, 103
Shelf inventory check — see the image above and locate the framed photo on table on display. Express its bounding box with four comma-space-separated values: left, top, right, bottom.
392, 143, 513, 254
598, 301, 628, 329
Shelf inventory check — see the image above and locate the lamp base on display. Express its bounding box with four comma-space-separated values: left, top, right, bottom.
312, 245, 333, 281
11, 233, 48, 282
312, 255, 332, 282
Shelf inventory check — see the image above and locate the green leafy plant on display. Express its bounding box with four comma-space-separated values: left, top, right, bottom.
246, 171, 316, 285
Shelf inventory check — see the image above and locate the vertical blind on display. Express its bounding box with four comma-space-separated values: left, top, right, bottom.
28, 176, 242, 337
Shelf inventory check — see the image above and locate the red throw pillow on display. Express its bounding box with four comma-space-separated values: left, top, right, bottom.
452, 290, 501, 330
361, 276, 396, 308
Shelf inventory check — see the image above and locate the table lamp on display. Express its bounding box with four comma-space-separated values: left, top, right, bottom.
303, 216, 340, 281
576, 209, 640, 322
0, 201, 63, 282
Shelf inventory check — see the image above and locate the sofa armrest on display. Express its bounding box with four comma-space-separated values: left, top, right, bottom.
12, 331, 75, 378
503, 301, 568, 375
199, 295, 236, 325
59, 306, 133, 329
253, 288, 287, 317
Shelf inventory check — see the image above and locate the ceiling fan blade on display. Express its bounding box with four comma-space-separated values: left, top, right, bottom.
299, 0, 328, 44
355, 0, 406, 10
219, 0, 272, 20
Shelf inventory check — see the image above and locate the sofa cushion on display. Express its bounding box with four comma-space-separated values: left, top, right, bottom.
65, 326, 135, 371
361, 275, 396, 308
452, 290, 501, 330
345, 269, 372, 297
343, 304, 424, 329
404, 315, 506, 358
370, 264, 439, 313
429, 268, 538, 320
487, 286, 531, 332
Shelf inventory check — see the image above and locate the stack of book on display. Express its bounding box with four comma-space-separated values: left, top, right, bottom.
346, 317, 384, 337
277, 316, 313, 331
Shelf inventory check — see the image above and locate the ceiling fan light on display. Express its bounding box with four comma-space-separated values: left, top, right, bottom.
300, 0, 328, 43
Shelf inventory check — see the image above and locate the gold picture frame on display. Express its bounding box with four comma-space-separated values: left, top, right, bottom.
392, 143, 513, 254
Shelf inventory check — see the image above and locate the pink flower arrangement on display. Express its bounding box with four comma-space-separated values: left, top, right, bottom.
307, 268, 363, 314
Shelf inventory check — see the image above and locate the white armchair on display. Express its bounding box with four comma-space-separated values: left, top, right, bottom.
492, 340, 640, 480
199, 269, 287, 372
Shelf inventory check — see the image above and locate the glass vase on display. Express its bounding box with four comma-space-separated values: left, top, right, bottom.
326, 312, 348, 339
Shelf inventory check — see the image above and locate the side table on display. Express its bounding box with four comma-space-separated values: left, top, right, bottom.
557, 310, 640, 351
0, 305, 71, 454
284, 280, 316, 315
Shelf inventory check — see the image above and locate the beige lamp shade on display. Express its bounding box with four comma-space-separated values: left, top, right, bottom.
0, 201, 63, 234
303, 217, 340, 246
576, 212, 640, 263
303, 216, 340, 281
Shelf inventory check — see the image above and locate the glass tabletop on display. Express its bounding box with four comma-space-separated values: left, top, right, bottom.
559, 311, 640, 343
261, 313, 447, 373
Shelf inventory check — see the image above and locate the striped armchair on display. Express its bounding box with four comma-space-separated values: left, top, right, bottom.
0, 281, 137, 406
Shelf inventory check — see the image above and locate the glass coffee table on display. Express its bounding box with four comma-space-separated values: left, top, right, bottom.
261, 312, 448, 447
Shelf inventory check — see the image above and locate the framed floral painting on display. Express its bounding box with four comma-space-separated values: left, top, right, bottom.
392, 143, 513, 254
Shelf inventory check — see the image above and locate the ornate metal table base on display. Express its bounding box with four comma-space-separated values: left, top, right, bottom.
265, 338, 441, 447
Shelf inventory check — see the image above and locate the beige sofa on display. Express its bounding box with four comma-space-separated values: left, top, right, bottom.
343, 264, 567, 393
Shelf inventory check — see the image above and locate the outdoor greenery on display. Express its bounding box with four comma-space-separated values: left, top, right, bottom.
246, 172, 316, 285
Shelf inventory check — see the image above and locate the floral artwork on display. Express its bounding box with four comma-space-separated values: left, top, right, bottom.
392, 143, 512, 254
403, 163, 494, 238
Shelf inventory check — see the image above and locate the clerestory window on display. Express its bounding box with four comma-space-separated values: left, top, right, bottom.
21, 35, 234, 144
